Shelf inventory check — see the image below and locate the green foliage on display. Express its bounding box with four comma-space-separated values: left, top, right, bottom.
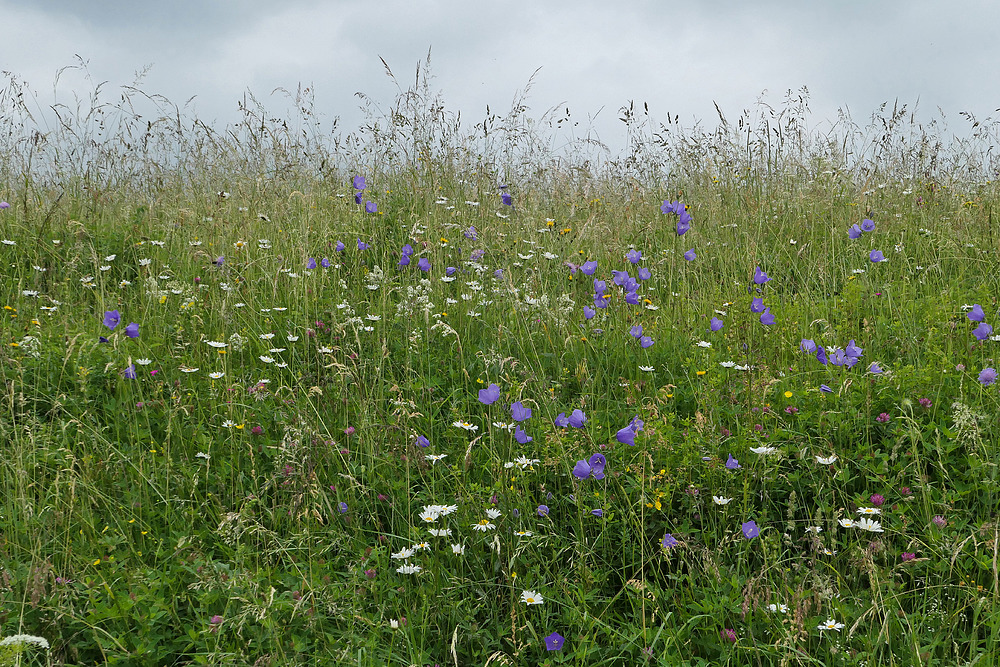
1, 80, 999, 666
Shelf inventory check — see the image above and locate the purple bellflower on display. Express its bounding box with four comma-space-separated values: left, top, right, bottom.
511, 402, 532, 422
572, 453, 606, 480
478, 383, 501, 405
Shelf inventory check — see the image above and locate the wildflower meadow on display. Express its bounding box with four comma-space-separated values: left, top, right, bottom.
1, 65, 999, 665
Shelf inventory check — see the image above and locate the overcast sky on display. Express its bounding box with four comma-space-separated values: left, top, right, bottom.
3, 0, 999, 152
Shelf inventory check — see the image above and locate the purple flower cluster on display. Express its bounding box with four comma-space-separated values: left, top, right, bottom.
661, 199, 692, 236
800, 338, 866, 369
554, 409, 587, 428
848, 218, 876, 238
572, 453, 606, 480
968, 304, 994, 341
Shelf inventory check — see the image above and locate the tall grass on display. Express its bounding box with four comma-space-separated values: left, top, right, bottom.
0, 59, 998, 665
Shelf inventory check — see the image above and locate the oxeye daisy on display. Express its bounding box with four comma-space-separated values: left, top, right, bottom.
472, 519, 496, 532
520, 590, 543, 605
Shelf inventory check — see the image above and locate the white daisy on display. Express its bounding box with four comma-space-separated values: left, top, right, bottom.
815, 455, 838, 465
395, 563, 421, 575
856, 518, 883, 533
520, 590, 543, 605
713, 496, 733, 505
818, 619, 845, 631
